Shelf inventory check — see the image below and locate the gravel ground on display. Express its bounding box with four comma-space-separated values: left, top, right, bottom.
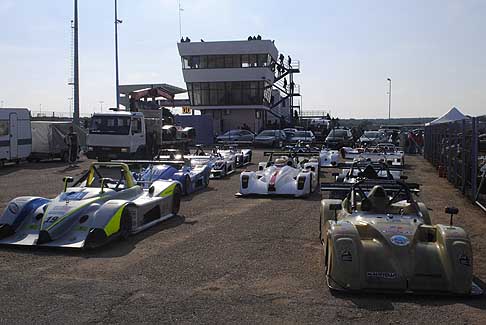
0, 152, 485, 324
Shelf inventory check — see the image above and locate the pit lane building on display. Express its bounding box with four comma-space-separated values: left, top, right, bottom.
177, 38, 300, 135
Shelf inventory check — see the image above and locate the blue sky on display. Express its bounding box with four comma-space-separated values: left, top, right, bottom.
0, 0, 485, 118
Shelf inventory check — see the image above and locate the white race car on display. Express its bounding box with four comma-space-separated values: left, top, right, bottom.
217, 146, 252, 168
237, 152, 319, 197
320, 148, 340, 167
0, 162, 181, 249
342, 144, 404, 166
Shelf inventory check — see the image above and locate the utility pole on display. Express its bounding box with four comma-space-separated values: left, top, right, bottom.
114, 0, 122, 109
387, 78, 392, 120
73, 0, 80, 125
99, 101, 104, 112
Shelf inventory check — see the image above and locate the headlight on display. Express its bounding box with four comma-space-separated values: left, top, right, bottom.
120, 148, 129, 153
8, 203, 19, 214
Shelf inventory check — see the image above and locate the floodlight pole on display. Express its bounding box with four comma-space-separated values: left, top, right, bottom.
387, 78, 392, 120
73, 0, 80, 125
114, 0, 122, 109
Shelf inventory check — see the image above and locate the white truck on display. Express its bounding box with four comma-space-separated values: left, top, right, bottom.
86, 109, 194, 161
0, 108, 32, 166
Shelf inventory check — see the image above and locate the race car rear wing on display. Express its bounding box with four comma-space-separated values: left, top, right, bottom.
263, 151, 320, 157
336, 162, 404, 171
320, 180, 420, 193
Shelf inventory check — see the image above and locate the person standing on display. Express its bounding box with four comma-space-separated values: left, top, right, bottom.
66, 126, 79, 167
287, 55, 292, 67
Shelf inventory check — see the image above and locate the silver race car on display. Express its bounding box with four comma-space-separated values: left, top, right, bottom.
0, 162, 181, 248
237, 152, 319, 197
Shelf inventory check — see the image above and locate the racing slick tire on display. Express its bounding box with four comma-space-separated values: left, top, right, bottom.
120, 209, 132, 240
172, 185, 182, 215
183, 175, 191, 195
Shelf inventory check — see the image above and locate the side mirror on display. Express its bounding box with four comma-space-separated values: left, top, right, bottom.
63, 176, 74, 192
445, 206, 459, 226
400, 175, 408, 180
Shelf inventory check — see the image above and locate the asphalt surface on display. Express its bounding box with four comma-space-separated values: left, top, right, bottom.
0, 151, 485, 324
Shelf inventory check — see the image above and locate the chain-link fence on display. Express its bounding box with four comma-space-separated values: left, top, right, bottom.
424, 116, 486, 211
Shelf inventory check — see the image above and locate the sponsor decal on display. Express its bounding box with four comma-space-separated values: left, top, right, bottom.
390, 235, 410, 246
367, 272, 397, 279
383, 225, 413, 235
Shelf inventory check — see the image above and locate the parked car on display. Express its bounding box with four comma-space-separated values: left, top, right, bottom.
325, 128, 353, 149
254, 130, 287, 147
289, 131, 315, 144
216, 129, 254, 143
283, 128, 297, 141
359, 130, 385, 146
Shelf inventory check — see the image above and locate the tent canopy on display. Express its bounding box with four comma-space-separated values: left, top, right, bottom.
426, 107, 468, 126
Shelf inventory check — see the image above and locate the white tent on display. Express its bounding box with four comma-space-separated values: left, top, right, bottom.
426, 107, 468, 126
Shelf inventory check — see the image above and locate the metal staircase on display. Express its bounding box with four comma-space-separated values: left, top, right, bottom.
269, 58, 301, 122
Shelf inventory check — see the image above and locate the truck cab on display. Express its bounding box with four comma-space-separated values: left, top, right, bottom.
86, 111, 146, 160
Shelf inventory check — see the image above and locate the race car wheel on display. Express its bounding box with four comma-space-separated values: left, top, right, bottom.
120, 209, 132, 240
172, 185, 182, 215
309, 174, 314, 193
184, 175, 191, 195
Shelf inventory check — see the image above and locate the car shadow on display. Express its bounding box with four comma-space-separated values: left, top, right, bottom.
0, 160, 90, 176
182, 186, 216, 202
329, 276, 486, 311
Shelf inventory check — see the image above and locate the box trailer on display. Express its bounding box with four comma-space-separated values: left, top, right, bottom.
0, 108, 32, 166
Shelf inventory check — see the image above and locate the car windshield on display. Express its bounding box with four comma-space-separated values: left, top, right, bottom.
258, 130, 275, 136
364, 131, 380, 138
294, 131, 311, 137
90, 116, 131, 135
222, 130, 241, 136
328, 130, 347, 137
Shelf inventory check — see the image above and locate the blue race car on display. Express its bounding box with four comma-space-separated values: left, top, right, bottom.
130, 150, 211, 195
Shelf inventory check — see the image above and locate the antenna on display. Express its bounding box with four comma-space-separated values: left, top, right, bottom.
178, 0, 184, 39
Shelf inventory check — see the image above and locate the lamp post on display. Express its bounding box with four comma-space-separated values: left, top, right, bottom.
387, 78, 392, 120
72, 0, 80, 125
114, 0, 122, 109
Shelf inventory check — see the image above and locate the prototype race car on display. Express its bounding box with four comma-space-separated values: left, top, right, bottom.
0, 162, 181, 248
125, 149, 211, 195
237, 151, 319, 197
215, 145, 252, 168
190, 146, 236, 179
341, 144, 404, 166
319, 179, 482, 295
334, 161, 403, 183
320, 148, 340, 167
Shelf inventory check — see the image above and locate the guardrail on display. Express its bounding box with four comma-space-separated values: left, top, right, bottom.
424, 117, 486, 211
